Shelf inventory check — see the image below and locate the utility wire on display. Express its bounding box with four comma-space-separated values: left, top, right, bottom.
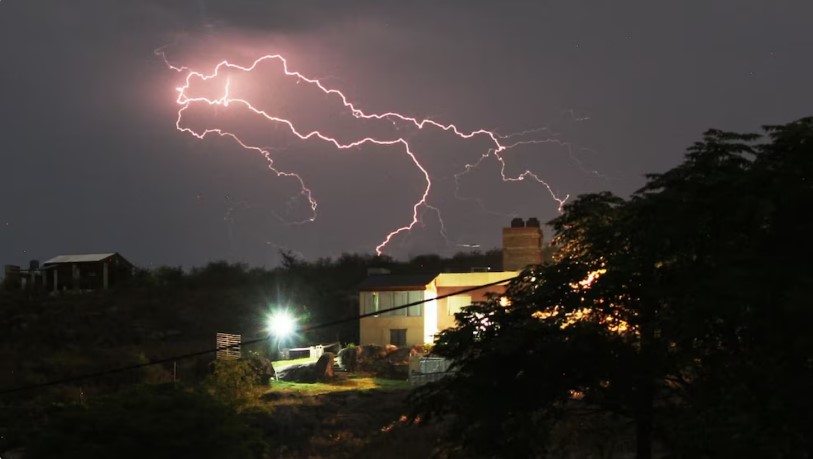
0, 275, 518, 396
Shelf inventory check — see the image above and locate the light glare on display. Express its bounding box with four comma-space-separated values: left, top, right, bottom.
267, 311, 296, 338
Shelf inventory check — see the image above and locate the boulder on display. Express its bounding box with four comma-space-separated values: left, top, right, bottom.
246, 353, 276, 384
337, 346, 359, 371
276, 363, 316, 383
313, 352, 335, 381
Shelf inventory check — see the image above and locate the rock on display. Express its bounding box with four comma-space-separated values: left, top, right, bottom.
246, 353, 276, 384
276, 363, 316, 383
314, 352, 335, 381
337, 346, 359, 371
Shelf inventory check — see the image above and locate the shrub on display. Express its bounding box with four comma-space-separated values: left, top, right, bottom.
206, 359, 257, 405
26, 384, 267, 459
338, 344, 359, 371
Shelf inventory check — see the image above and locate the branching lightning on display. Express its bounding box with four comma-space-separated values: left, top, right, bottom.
158, 48, 571, 255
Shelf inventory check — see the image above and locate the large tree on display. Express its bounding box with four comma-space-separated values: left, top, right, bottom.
411, 118, 813, 458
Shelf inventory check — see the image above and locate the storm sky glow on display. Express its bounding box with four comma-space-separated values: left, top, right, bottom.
164, 50, 570, 255
1, 1, 811, 268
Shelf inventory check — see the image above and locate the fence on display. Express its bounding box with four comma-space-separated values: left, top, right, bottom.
215, 333, 241, 360
279, 342, 341, 360
408, 356, 453, 385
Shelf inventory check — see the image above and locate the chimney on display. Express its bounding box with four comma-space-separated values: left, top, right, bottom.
502, 217, 543, 271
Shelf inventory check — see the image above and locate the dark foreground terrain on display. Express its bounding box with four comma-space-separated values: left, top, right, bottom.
253, 376, 443, 458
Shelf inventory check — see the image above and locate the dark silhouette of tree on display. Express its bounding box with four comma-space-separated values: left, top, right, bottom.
411, 118, 813, 458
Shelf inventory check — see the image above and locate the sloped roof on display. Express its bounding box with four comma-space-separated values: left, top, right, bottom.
43, 253, 118, 264
358, 273, 438, 291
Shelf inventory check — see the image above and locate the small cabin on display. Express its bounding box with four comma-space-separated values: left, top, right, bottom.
40, 252, 134, 291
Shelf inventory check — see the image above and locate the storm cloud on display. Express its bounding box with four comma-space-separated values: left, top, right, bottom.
1, 1, 811, 269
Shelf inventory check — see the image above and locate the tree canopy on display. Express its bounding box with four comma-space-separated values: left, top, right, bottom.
411, 118, 813, 458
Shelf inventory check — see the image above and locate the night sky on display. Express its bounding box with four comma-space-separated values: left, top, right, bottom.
1, 1, 811, 269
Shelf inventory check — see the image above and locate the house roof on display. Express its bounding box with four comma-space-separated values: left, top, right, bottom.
435, 271, 520, 287
43, 253, 118, 264
358, 273, 439, 291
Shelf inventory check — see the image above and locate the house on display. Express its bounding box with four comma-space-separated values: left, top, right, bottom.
359, 270, 520, 346
358, 218, 543, 346
358, 273, 439, 346
14, 252, 135, 292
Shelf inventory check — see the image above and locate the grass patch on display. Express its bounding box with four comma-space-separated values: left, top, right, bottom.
267, 375, 411, 396
271, 356, 317, 366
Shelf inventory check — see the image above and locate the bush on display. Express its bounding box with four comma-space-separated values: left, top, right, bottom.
206, 359, 258, 404
26, 384, 267, 459
337, 344, 359, 371
338, 345, 413, 380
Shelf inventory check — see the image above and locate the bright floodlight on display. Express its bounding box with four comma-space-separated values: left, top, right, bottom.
267, 311, 296, 338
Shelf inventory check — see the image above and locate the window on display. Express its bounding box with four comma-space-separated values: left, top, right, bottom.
362, 292, 379, 314
390, 329, 407, 346
376, 292, 400, 317
407, 290, 423, 316
364, 290, 424, 317
448, 295, 472, 316
379, 291, 394, 315
394, 291, 409, 314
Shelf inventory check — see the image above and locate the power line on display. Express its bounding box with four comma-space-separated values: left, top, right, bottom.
0, 275, 518, 396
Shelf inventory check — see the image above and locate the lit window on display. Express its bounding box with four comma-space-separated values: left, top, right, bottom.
407, 290, 423, 316
362, 292, 380, 315
380, 291, 395, 316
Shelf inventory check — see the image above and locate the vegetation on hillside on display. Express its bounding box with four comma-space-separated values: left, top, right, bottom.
0, 248, 503, 454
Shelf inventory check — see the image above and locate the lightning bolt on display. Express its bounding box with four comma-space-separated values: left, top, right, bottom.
158, 48, 570, 255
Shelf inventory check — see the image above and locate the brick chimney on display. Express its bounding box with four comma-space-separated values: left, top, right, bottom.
502, 217, 543, 270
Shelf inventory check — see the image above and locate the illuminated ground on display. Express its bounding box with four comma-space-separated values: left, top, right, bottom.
250, 373, 440, 458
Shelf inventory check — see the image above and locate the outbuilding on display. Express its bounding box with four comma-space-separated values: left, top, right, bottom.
42, 252, 134, 291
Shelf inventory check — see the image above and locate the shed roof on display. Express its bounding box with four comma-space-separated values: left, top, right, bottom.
358, 273, 438, 291
43, 253, 118, 264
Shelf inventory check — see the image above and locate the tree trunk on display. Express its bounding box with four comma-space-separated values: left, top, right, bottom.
636, 307, 655, 459
635, 379, 654, 459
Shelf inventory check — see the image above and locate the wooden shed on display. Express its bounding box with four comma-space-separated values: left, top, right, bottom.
42, 252, 134, 291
